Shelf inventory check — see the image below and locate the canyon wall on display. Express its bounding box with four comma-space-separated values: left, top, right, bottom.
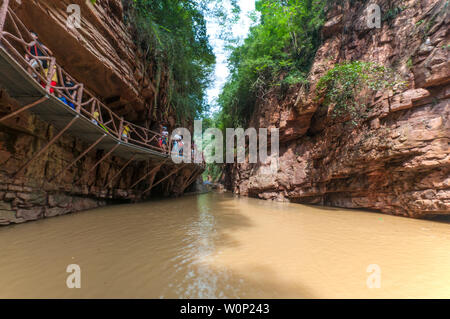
0, 0, 199, 225
227, 0, 449, 218
13, 0, 177, 126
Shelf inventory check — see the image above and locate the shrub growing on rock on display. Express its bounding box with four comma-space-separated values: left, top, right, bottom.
316, 61, 404, 126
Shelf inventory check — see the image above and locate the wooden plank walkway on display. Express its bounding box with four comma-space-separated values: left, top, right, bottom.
0, 0, 204, 195
0, 47, 170, 162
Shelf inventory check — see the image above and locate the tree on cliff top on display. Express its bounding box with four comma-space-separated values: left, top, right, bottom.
216, 0, 327, 129
121, 0, 239, 125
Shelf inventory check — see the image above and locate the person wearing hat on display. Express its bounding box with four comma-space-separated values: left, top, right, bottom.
171, 134, 182, 157
159, 126, 169, 152
25, 32, 53, 78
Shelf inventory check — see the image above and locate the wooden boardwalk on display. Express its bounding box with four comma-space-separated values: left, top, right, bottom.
0, 0, 203, 196
0, 48, 169, 162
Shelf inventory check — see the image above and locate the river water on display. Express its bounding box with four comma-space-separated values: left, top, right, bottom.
0, 193, 449, 298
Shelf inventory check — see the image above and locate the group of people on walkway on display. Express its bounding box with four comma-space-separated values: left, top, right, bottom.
157, 127, 184, 157
24, 31, 133, 142
26, 32, 77, 110
160, 130, 204, 162
22, 31, 203, 160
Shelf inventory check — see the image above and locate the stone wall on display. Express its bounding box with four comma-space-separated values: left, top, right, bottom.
227, 0, 449, 218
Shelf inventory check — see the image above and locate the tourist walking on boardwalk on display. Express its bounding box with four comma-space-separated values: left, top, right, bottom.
172, 134, 181, 157
178, 135, 184, 157
122, 125, 131, 142
92, 111, 100, 125
25, 32, 52, 78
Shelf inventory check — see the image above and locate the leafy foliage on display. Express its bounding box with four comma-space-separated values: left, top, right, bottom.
316, 61, 404, 126
122, 0, 220, 123
216, 0, 328, 129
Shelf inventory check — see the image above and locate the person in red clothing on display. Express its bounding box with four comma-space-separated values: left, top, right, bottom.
158, 126, 169, 152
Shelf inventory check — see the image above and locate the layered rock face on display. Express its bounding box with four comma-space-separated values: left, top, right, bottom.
0, 0, 198, 225
13, 0, 175, 125
228, 0, 449, 218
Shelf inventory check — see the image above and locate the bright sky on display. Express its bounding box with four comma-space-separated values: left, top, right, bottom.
205, 0, 256, 115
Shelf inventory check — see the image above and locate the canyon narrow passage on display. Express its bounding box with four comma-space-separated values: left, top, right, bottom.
0, 0, 448, 303
0, 193, 449, 299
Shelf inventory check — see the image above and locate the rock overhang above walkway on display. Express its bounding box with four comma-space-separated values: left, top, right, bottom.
12, 0, 146, 118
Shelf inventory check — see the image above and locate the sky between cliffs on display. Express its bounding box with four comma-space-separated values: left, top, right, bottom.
205, 0, 256, 115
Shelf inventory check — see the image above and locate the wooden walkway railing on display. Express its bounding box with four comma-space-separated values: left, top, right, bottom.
0, 0, 170, 155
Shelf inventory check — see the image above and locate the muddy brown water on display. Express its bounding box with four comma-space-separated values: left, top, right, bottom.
0, 193, 449, 298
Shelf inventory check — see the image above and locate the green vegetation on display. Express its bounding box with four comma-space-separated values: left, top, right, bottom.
215, 0, 329, 129
202, 163, 223, 182
316, 61, 403, 126
407, 57, 413, 69
382, 6, 404, 23
91, 0, 240, 124
416, 0, 448, 40
122, 0, 217, 123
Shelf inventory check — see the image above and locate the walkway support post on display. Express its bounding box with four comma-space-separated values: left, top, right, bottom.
144, 165, 159, 195
180, 168, 197, 193
105, 153, 136, 188
0, 0, 9, 39
49, 134, 107, 183
129, 161, 164, 190
77, 142, 120, 184
0, 96, 48, 123
181, 167, 202, 193
14, 115, 79, 178
142, 164, 187, 195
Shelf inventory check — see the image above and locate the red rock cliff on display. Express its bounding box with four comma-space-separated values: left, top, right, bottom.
0, 0, 198, 225
227, 0, 449, 218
